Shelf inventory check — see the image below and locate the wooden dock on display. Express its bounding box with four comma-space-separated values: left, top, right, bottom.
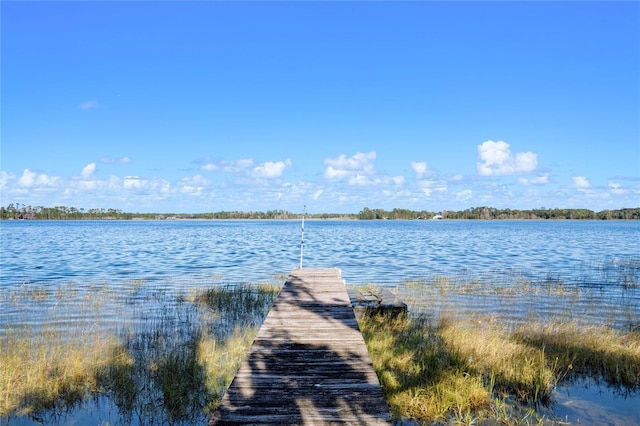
211, 268, 392, 425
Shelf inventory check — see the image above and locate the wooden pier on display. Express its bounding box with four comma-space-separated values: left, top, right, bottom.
211, 268, 392, 425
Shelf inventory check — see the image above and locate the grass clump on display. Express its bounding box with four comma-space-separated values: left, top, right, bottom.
359, 314, 494, 423
0, 327, 115, 417
514, 322, 640, 392
359, 311, 640, 425
0, 281, 281, 421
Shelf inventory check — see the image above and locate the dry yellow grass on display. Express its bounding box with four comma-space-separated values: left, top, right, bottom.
359, 310, 640, 425
0, 327, 116, 416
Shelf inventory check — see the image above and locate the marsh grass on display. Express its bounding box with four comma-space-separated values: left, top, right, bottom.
360, 312, 640, 425
2, 263, 638, 425
0, 280, 281, 422
0, 326, 115, 417
358, 265, 640, 425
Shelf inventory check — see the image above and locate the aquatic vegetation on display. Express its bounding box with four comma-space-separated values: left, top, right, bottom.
0, 325, 114, 417
358, 267, 640, 425
359, 311, 640, 425
0, 282, 281, 421
1, 263, 638, 425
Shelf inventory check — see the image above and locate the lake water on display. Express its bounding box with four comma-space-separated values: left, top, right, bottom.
1, 219, 639, 425
1, 219, 638, 287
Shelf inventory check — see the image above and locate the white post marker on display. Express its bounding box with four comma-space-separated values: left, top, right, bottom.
299, 205, 305, 269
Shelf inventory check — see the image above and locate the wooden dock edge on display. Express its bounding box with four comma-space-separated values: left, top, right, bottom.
210, 268, 393, 425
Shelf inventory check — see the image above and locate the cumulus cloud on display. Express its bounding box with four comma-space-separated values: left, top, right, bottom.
324, 151, 377, 182
201, 158, 254, 173
573, 176, 590, 189
477, 140, 538, 176
178, 175, 211, 196
324, 166, 350, 180
18, 169, 60, 187
250, 159, 292, 178
81, 163, 96, 179
201, 163, 219, 172
519, 173, 549, 185
411, 161, 430, 179
123, 176, 143, 189
608, 182, 627, 195
349, 174, 369, 186
0, 171, 14, 190
325, 151, 376, 171
313, 189, 323, 200
79, 100, 100, 110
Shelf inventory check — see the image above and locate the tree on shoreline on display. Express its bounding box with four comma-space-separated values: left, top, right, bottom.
1, 204, 638, 221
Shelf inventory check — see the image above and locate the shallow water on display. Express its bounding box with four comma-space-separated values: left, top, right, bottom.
1, 219, 639, 424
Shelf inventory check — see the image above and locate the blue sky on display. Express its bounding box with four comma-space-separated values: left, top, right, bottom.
2, 1, 639, 214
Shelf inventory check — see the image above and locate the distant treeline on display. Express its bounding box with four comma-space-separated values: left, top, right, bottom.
1, 203, 638, 221
357, 206, 640, 220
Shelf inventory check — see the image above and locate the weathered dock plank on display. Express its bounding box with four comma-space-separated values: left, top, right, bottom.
211, 268, 392, 425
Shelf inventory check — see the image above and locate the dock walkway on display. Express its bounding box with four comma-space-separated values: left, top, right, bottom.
211, 268, 392, 425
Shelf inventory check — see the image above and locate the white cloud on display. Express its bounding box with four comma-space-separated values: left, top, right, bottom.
477, 140, 538, 176
178, 175, 211, 194
418, 179, 447, 194
101, 156, 131, 164
325, 151, 376, 171
418, 179, 437, 188
324, 151, 378, 184
201, 163, 219, 172
391, 175, 405, 186
313, 189, 323, 200
573, 176, 590, 189
234, 159, 254, 169
519, 173, 549, 185
201, 158, 255, 173
79, 100, 100, 110
18, 169, 60, 187
344, 174, 405, 187
348, 173, 369, 186
324, 166, 350, 180
411, 161, 430, 179
81, 163, 96, 179
123, 176, 143, 189
0, 171, 15, 191
456, 189, 473, 201
251, 159, 292, 178
608, 182, 627, 195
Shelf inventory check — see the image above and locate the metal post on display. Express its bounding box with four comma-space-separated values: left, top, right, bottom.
299, 205, 305, 269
